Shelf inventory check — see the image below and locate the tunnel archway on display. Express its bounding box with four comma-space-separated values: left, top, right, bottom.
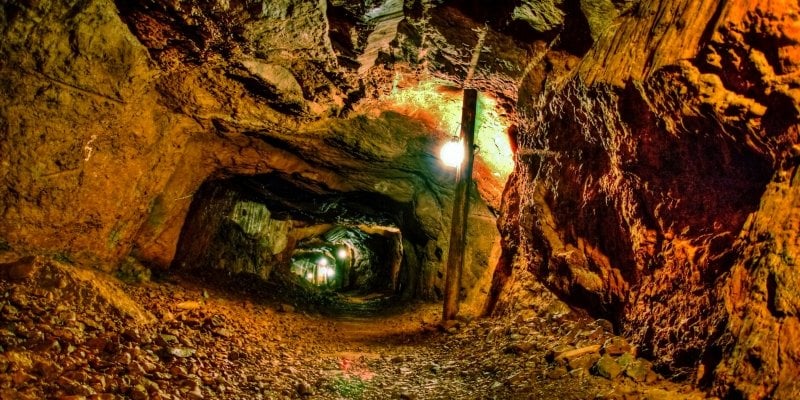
171, 172, 438, 314
289, 225, 403, 295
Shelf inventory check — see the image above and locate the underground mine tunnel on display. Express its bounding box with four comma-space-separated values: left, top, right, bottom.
172, 173, 431, 312
1, 0, 800, 399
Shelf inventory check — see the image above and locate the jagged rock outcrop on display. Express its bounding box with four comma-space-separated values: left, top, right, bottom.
492, 0, 800, 398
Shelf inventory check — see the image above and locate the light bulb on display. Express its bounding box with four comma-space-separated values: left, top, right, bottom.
440, 140, 464, 168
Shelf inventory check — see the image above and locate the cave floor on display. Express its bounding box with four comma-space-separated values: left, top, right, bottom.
0, 260, 711, 399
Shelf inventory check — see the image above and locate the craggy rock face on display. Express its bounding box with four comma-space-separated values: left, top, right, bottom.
492, 0, 800, 398
1, 0, 799, 397
0, 0, 511, 308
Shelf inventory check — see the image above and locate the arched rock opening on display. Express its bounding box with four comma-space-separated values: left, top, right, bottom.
171, 170, 498, 313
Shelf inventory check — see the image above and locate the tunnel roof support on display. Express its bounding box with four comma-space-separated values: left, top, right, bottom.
443, 88, 478, 322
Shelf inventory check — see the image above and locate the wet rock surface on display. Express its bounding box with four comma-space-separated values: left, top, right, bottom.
0, 257, 708, 399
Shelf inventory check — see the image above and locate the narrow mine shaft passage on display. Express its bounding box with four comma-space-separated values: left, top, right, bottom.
111, 164, 707, 399
172, 173, 435, 316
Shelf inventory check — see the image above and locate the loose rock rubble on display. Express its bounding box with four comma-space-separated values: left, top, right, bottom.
1, 257, 712, 399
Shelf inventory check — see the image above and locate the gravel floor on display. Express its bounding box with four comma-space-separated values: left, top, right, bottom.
0, 258, 712, 399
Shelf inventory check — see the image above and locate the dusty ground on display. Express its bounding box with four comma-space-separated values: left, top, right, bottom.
0, 257, 712, 399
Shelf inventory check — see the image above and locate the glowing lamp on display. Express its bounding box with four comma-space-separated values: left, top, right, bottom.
337, 248, 348, 260
318, 258, 328, 266
440, 139, 464, 168
324, 267, 335, 278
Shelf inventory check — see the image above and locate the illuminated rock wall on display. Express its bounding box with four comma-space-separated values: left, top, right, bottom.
0, 0, 501, 312
494, 0, 800, 397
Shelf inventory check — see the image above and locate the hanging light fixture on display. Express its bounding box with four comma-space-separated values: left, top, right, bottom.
439, 138, 464, 168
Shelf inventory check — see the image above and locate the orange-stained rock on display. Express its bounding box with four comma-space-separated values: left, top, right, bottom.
493, 0, 800, 398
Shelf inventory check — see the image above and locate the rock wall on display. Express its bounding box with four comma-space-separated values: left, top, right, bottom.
0, 0, 186, 266
493, 0, 800, 397
0, 0, 501, 309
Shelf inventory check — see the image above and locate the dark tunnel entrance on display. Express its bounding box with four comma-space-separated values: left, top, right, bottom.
172, 172, 432, 314
290, 225, 403, 296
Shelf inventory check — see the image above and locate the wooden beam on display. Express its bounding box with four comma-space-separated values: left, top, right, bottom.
443, 88, 478, 321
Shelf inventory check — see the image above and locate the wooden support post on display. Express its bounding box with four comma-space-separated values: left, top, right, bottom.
443, 88, 478, 321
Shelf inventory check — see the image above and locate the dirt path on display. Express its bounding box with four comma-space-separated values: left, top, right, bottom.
1, 260, 711, 399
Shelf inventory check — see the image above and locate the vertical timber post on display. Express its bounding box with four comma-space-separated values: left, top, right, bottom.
443, 88, 478, 321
